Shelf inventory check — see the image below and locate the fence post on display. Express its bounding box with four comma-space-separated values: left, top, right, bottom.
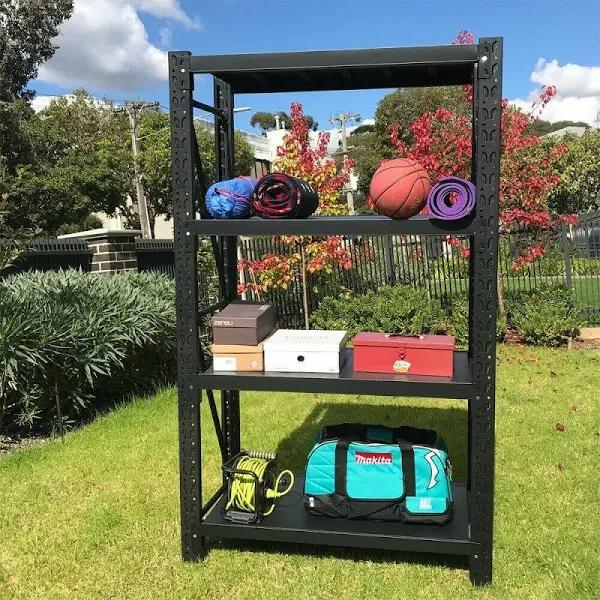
383, 236, 396, 286
561, 222, 573, 290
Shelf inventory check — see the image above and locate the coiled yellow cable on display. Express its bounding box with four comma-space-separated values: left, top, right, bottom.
225, 455, 294, 517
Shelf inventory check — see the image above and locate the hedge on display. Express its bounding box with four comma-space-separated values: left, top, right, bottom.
505, 283, 581, 346
0, 270, 176, 433
311, 284, 580, 348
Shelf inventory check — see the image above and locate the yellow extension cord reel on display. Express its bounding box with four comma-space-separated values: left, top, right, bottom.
223, 451, 294, 524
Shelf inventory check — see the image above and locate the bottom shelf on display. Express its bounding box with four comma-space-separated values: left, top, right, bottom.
200, 474, 475, 556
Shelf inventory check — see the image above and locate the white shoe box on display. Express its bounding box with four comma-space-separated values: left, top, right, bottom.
263, 329, 348, 373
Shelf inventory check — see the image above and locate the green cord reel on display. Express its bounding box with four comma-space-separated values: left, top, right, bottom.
223, 451, 294, 524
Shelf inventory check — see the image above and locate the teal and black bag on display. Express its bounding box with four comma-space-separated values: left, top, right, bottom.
304, 423, 453, 524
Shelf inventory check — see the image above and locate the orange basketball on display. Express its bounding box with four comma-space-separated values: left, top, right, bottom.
369, 158, 431, 219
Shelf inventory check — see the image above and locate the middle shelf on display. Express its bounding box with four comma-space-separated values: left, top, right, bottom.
197, 349, 474, 399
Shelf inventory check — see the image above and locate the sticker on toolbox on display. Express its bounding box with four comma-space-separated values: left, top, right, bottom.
393, 359, 411, 373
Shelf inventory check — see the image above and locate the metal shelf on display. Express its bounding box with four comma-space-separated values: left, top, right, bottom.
170, 37, 502, 585
186, 214, 475, 237
198, 349, 473, 399
201, 475, 474, 555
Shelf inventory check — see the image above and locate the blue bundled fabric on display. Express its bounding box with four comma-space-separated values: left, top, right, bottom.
205, 177, 258, 219
304, 423, 453, 524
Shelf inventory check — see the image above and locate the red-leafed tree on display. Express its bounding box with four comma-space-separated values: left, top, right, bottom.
387, 31, 571, 312
238, 102, 354, 328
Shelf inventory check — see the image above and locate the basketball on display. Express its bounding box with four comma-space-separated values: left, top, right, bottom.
369, 159, 431, 219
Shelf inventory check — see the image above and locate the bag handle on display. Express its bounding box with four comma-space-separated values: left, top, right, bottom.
334, 440, 349, 496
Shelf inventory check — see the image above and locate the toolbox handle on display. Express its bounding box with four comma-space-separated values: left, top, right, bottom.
384, 334, 424, 339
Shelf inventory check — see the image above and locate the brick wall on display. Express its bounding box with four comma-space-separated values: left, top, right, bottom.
57, 229, 142, 274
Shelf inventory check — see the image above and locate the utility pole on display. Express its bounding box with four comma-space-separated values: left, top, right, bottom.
330, 111, 360, 214
123, 101, 159, 239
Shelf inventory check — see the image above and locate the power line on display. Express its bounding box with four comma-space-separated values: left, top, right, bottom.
330, 112, 361, 214
121, 101, 159, 239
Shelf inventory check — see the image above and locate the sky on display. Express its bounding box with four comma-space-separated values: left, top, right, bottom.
33, 0, 600, 131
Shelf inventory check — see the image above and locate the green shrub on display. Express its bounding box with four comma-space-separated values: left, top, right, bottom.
572, 257, 600, 276
506, 283, 581, 346
0, 270, 175, 433
428, 254, 469, 281
311, 285, 444, 339
312, 286, 508, 349
438, 296, 507, 348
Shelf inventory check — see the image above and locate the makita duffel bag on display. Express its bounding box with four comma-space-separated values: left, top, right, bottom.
303, 423, 453, 524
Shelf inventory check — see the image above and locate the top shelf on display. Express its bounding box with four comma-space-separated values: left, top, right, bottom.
188, 44, 478, 92
185, 214, 475, 237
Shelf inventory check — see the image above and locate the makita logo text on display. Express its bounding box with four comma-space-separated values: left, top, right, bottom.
355, 452, 393, 464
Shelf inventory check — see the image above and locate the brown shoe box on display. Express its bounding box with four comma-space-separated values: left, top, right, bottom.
212, 301, 277, 346
212, 343, 264, 372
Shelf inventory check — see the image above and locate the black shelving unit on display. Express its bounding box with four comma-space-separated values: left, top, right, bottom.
169, 39, 502, 586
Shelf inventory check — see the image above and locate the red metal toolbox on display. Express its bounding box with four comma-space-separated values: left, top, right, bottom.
352, 333, 455, 377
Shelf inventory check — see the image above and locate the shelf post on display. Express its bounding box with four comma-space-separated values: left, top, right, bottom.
169, 51, 204, 561
214, 77, 241, 459
468, 37, 503, 586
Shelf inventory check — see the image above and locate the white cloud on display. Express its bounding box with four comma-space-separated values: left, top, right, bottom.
130, 0, 200, 28
31, 95, 61, 112
37, 0, 198, 93
531, 59, 600, 98
159, 26, 173, 48
510, 59, 600, 126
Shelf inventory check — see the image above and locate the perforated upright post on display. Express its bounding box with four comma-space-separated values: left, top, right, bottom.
468, 37, 503, 586
214, 77, 241, 460
169, 51, 204, 561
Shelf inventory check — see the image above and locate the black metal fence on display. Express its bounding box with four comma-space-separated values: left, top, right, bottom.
3, 213, 600, 326
0, 239, 93, 277
498, 212, 600, 323
239, 210, 600, 326
135, 238, 175, 278
239, 235, 468, 328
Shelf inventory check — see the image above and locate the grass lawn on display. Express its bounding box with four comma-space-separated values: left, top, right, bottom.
1, 346, 599, 600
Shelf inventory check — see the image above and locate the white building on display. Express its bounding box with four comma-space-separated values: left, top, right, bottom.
543, 126, 588, 138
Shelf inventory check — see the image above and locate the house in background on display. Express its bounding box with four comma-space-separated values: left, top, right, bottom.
543, 126, 588, 138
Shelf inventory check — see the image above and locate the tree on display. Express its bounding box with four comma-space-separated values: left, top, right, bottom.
274, 102, 354, 215
304, 114, 319, 131
2, 91, 131, 235
387, 92, 566, 230
351, 86, 470, 198
239, 102, 354, 327
345, 128, 380, 212
548, 130, 600, 214
249, 110, 318, 133
350, 124, 375, 135
0, 0, 73, 172
193, 124, 255, 187
249, 111, 276, 133
386, 32, 569, 313
0, 193, 28, 272
375, 86, 469, 144
128, 114, 254, 236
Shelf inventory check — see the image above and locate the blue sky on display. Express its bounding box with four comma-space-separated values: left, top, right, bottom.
34, 0, 600, 129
